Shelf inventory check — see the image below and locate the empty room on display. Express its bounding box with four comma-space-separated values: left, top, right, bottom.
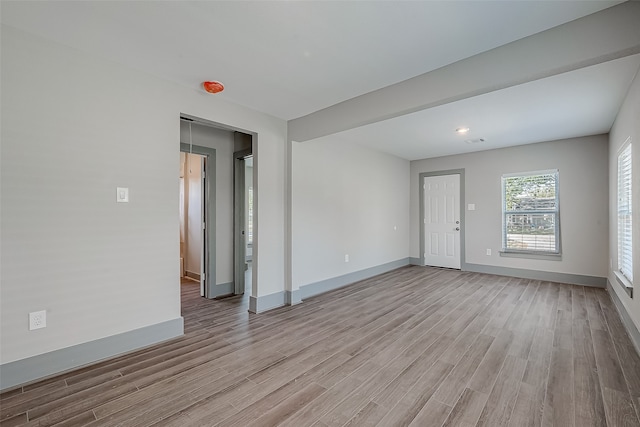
1, 1, 639, 426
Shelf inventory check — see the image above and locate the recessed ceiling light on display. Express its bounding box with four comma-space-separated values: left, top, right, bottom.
456, 127, 470, 134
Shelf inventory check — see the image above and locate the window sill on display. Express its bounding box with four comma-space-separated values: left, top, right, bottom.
499, 251, 562, 261
614, 271, 633, 298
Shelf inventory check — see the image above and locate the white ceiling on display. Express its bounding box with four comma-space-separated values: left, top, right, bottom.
317, 53, 640, 160
2, 1, 638, 160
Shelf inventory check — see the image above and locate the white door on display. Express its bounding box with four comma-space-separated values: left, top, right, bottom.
424, 174, 461, 269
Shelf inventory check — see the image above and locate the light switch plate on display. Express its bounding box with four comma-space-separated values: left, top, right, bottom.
117, 187, 129, 203
468, 204, 476, 211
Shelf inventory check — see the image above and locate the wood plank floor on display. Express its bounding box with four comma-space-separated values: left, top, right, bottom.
2, 266, 640, 426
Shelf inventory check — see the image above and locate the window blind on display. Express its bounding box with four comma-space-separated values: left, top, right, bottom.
618, 142, 633, 282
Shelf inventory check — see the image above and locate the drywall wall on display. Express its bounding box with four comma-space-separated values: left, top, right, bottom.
410, 135, 609, 279
0, 25, 286, 375
609, 66, 640, 333
292, 137, 410, 290
179, 123, 235, 285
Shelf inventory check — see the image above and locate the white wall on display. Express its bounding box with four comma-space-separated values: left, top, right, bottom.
180, 123, 235, 285
609, 67, 640, 332
0, 25, 286, 366
411, 135, 609, 278
292, 138, 410, 289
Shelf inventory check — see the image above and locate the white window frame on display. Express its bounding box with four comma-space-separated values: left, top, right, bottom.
616, 138, 633, 296
501, 169, 561, 256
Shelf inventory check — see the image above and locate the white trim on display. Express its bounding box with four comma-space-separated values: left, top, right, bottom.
617, 136, 633, 156
614, 271, 634, 298
501, 168, 558, 178
501, 169, 561, 255
499, 250, 561, 260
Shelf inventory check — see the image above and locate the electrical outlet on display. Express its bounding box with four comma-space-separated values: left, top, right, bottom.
29, 310, 47, 330
344, 254, 349, 263
486, 249, 492, 256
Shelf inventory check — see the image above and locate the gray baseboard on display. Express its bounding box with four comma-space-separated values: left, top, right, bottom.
249, 291, 287, 313
607, 280, 640, 356
410, 257, 422, 266
0, 317, 184, 392
249, 258, 411, 312
286, 289, 302, 306
185, 271, 200, 281
464, 263, 606, 288
300, 258, 410, 300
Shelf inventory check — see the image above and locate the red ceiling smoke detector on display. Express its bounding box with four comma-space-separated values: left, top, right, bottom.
202, 81, 224, 94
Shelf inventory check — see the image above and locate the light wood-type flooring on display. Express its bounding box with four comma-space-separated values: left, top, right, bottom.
2, 266, 640, 426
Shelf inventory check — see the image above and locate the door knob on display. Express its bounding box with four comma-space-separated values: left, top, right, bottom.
455, 227, 460, 231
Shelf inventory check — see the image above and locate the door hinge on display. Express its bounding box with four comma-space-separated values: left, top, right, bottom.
202, 222, 206, 230
202, 171, 206, 179
202, 273, 205, 282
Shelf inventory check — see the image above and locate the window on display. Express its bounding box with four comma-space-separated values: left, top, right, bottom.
247, 186, 253, 244
502, 170, 560, 255
617, 140, 632, 284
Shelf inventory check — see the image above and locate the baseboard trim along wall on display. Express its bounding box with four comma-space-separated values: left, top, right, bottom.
607, 280, 640, 356
409, 257, 422, 266
300, 258, 410, 300
286, 289, 302, 306
185, 271, 200, 281
0, 317, 184, 392
464, 263, 606, 288
249, 258, 411, 313
249, 292, 287, 314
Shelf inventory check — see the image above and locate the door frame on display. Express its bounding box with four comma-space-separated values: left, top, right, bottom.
419, 169, 466, 270
234, 149, 252, 295
180, 143, 217, 298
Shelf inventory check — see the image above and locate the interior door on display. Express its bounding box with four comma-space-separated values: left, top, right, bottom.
200, 155, 206, 297
234, 155, 247, 295
180, 139, 216, 298
424, 174, 461, 269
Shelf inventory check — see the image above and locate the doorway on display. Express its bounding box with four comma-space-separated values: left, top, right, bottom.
234, 153, 253, 296
180, 151, 207, 296
420, 170, 465, 269
180, 142, 216, 297
179, 115, 256, 304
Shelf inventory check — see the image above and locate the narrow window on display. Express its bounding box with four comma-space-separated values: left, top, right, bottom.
502, 170, 560, 255
617, 140, 633, 285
